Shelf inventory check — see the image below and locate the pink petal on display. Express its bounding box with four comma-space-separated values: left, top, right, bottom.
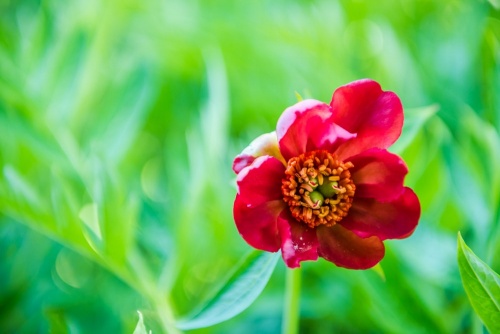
316, 224, 385, 269
236, 156, 285, 207
276, 99, 355, 161
330, 79, 404, 160
277, 210, 319, 268
348, 148, 408, 202
233, 155, 256, 175
233, 132, 285, 174
341, 187, 420, 241
233, 195, 284, 252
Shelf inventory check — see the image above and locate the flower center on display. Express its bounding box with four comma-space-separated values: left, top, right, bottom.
281, 150, 356, 228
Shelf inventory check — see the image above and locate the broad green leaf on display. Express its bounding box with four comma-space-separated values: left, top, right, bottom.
176, 250, 280, 330
457, 233, 500, 333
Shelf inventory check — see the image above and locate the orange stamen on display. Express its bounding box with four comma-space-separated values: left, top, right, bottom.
281, 150, 356, 228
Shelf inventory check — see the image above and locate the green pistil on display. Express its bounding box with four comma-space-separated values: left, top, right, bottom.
318, 180, 340, 198
309, 191, 324, 208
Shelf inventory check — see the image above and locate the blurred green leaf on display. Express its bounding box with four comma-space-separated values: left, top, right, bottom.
445, 107, 500, 254
176, 250, 280, 330
1, 0, 499, 332
3, 165, 43, 209
371, 263, 386, 281
390, 104, 439, 154
133, 311, 151, 334
487, 0, 500, 9
457, 232, 500, 334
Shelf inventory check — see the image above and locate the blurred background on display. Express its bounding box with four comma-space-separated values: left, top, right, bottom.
1, 0, 499, 333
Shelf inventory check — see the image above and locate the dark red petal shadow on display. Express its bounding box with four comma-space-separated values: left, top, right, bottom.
233, 195, 284, 252
236, 156, 285, 207
349, 148, 408, 202
277, 210, 319, 268
276, 99, 355, 161
341, 187, 420, 241
316, 224, 385, 269
330, 79, 404, 160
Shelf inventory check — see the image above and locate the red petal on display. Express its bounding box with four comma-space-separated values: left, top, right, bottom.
233, 155, 256, 175
316, 224, 385, 269
330, 79, 404, 160
236, 156, 285, 207
233, 132, 285, 174
341, 187, 420, 241
277, 210, 319, 268
233, 195, 284, 252
276, 99, 355, 161
349, 148, 408, 202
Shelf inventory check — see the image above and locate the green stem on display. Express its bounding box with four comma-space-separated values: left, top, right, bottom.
151, 294, 182, 334
130, 256, 181, 334
281, 267, 302, 334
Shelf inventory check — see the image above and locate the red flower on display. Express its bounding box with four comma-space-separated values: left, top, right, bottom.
232, 79, 421, 269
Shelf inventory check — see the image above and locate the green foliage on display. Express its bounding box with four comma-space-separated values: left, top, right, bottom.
390, 104, 439, 154
177, 251, 279, 330
0, 0, 499, 333
134, 312, 152, 334
457, 233, 500, 334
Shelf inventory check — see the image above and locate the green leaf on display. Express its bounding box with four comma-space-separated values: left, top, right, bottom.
133, 311, 151, 334
390, 104, 439, 154
294, 91, 304, 102
176, 250, 280, 330
371, 263, 386, 281
488, 0, 500, 9
457, 232, 500, 333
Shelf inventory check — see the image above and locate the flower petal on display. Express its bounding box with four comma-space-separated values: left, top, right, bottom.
348, 148, 408, 202
316, 224, 385, 269
233, 195, 284, 252
341, 187, 420, 240
277, 210, 319, 268
330, 79, 404, 160
236, 156, 285, 207
276, 99, 355, 161
233, 132, 285, 174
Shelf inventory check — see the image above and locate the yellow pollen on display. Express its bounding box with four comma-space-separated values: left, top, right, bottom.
281, 150, 356, 228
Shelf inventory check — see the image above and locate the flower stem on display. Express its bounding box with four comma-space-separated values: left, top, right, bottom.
152, 294, 182, 334
281, 267, 302, 334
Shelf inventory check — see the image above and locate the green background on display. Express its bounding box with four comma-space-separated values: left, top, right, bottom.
1, 0, 499, 333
